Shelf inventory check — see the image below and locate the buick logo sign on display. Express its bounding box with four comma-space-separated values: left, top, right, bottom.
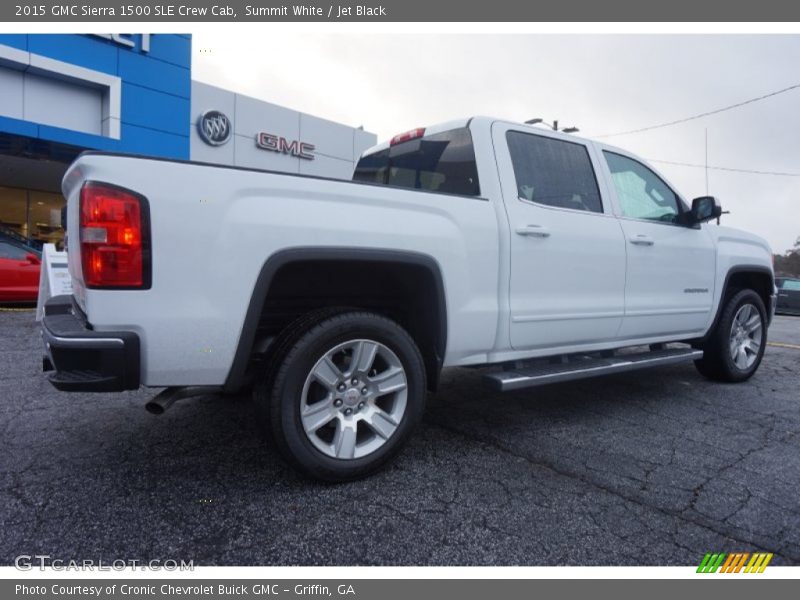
198, 110, 232, 146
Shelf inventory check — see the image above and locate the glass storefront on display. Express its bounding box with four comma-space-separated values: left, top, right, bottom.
0, 186, 65, 247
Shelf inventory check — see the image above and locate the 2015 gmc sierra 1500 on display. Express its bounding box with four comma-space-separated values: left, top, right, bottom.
41, 117, 776, 480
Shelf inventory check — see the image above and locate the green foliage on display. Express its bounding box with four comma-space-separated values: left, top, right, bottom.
774, 236, 800, 277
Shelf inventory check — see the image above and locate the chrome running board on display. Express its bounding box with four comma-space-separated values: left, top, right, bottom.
483, 347, 704, 392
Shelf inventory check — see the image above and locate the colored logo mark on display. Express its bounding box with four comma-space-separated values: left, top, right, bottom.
697, 552, 773, 573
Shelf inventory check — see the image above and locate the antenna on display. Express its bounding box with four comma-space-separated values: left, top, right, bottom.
525, 117, 579, 133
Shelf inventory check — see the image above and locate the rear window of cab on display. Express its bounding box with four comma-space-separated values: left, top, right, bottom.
353, 127, 481, 197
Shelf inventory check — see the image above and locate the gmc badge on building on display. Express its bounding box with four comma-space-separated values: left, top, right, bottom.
256, 132, 315, 160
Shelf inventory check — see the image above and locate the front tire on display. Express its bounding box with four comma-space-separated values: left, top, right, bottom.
255, 311, 426, 482
694, 289, 767, 382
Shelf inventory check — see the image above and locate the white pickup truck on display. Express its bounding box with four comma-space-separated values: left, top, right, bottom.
42, 117, 776, 481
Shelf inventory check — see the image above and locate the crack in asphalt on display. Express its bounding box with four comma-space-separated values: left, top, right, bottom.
424, 416, 799, 563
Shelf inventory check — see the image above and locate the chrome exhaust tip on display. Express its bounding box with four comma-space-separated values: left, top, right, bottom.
145, 386, 222, 415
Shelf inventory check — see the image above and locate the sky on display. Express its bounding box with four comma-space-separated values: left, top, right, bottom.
193, 34, 800, 254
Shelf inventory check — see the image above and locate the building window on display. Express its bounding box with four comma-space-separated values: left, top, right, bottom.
0, 187, 27, 238
0, 186, 65, 247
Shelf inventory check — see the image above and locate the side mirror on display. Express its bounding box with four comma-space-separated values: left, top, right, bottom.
688, 196, 722, 225
26, 253, 41, 265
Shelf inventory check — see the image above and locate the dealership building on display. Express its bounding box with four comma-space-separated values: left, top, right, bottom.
0, 33, 377, 248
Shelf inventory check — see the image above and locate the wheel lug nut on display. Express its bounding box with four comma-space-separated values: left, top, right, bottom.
351, 378, 359, 385
337, 383, 346, 392
361, 387, 368, 395
334, 399, 343, 407
358, 402, 365, 410
344, 408, 353, 416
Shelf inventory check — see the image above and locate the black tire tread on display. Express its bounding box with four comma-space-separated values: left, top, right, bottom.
256, 310, 426, 482
258, 307, 354, 396
694, 288, 767, 383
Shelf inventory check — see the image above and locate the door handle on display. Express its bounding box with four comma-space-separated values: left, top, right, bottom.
516, 225, 551, 238
629, 234, 655, 246
779, 293, 790, 297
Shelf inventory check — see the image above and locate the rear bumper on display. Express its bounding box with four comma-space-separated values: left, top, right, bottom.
41, 295, 140, 392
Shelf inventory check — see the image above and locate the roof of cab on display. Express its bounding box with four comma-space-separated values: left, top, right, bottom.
358, 115, 603, 160
360, 118, 473, 157
354, 115, 689, 204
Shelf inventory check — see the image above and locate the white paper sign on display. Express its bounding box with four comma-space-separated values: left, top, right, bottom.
35, 244, 72, 321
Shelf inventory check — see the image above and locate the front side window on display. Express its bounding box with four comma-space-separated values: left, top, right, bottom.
0, 242, 32, 260
506, 131, 603, 213
353, 128, 480, 196
604, 152, 682, 224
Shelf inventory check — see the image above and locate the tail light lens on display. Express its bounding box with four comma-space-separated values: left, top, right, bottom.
80, 182, 150, 289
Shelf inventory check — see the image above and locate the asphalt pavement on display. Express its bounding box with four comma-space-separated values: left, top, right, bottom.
1, 309, 798, 566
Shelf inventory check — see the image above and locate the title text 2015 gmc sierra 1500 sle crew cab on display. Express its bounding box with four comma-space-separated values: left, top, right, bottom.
41, 117, 776, 481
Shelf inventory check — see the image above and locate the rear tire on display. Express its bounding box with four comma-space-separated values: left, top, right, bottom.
254, 310, 426, 482
694, 289, 767, 382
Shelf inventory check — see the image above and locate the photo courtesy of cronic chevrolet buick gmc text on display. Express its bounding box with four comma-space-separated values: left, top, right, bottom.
41, 117, 777, 481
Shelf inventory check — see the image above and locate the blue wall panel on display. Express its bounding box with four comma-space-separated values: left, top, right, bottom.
0, 34, 28, 51
0, 34, 192, 160
118, 50, 191, 98
37, 124, 120, 152
0, 115, 39, 138
27, 34, 119, 76
119, 124, 188, 157
146, 34, 192, 68
121, 83, 190, 137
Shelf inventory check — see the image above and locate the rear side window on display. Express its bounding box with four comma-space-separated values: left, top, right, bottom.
353, 128, 480, 196
782, 279, 800, 291
506, 131, 603, 213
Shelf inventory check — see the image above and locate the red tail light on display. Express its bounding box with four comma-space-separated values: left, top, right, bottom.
390, 127, 425, 146
80, 182, 150, 289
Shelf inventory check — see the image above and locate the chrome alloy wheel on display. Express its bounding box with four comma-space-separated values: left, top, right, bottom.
300, 339, 408, 460
729, 303, 763, 370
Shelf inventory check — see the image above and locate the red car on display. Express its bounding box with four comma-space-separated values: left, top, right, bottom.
0, 241, 41, 303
